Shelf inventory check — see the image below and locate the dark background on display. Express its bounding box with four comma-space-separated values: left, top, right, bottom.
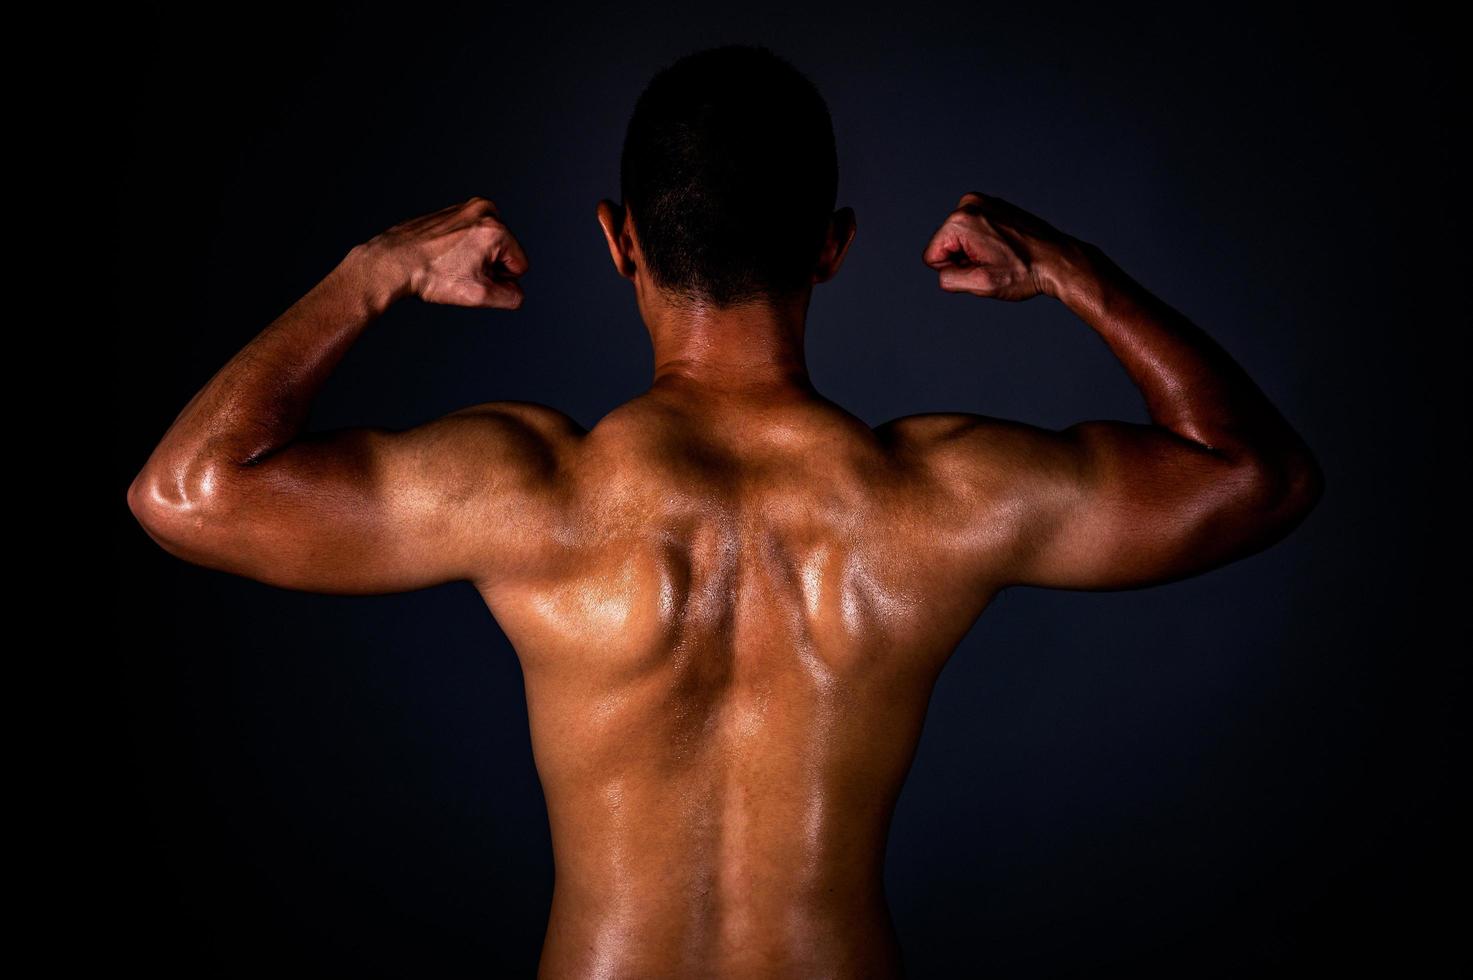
105, 2, 1464, 976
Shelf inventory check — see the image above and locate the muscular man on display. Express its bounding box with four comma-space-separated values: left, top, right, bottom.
128, 45, 1322, 979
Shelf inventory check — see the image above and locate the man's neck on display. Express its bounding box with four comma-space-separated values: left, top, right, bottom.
642, 288, 816, 399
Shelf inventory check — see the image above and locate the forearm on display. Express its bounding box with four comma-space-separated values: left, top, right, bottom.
131, 244, 400, 509
1038, 237, 1317, 477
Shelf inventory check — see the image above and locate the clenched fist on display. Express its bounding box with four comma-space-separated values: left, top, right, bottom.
922, 192, 1070, 301
358, 196, 529, 309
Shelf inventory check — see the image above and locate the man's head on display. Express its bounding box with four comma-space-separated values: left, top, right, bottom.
598, 45, 855, 309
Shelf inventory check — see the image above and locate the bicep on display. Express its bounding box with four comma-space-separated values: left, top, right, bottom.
926, 416, 1279, 592
151, 405, 574, 595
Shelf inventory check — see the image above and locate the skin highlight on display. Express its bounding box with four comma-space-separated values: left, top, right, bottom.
129, 189, 1322, 978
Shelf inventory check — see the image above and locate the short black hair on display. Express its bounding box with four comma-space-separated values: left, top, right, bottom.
620, 45, 839, 307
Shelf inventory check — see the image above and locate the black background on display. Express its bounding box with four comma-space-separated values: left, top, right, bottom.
105, 2, 1464, 976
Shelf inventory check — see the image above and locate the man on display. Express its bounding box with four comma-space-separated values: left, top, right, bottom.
128, 44, 1322, 979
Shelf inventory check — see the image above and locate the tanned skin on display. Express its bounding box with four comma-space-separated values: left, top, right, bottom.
128, 191, 1323, 978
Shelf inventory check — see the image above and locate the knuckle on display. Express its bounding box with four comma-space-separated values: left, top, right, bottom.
956, 192, 988, 216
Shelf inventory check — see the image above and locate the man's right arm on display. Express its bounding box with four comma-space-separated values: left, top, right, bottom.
909, 192, 1323, 592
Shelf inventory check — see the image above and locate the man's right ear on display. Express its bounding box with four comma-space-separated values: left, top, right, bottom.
812, 207, 857, 285
597, 200, 637, 280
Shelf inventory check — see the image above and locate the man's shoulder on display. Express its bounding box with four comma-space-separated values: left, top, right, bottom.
443, 400, 588, 442
873, 411, 985, 445
416, 401, 588, 505
874, 411, 1047, 457
432, 400, 588, 465
871, 411, 1073, 498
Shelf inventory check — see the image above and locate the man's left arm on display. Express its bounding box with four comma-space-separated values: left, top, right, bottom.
127, 197, 582, 594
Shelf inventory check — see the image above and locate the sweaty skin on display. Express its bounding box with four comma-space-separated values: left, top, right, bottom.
128, 192, 1322, 978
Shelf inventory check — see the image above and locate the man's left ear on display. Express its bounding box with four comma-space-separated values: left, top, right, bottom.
812, 207, 857, 284
597, 199, 637, 280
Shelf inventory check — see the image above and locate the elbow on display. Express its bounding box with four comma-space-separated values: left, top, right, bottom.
127, 457, 239, 549
126, 466, 164, 526
1286, 448, 1326, 515
127, 465, 185, 546
1236, 445, 1326, 537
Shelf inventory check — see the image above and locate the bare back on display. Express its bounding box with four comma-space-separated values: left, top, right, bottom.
127, 189, 1320, 979
477, 391, 1001, 977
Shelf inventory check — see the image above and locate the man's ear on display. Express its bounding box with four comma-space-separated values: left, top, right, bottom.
597, 199, 637, 280
812, 207, 857, 284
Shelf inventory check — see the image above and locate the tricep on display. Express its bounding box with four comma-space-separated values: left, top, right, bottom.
914, 414, 1321, 593
128, 402, 582, 596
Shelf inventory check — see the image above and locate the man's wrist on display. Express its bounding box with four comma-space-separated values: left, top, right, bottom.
341, 240, 412, 314
1033, 235, 1098, 305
